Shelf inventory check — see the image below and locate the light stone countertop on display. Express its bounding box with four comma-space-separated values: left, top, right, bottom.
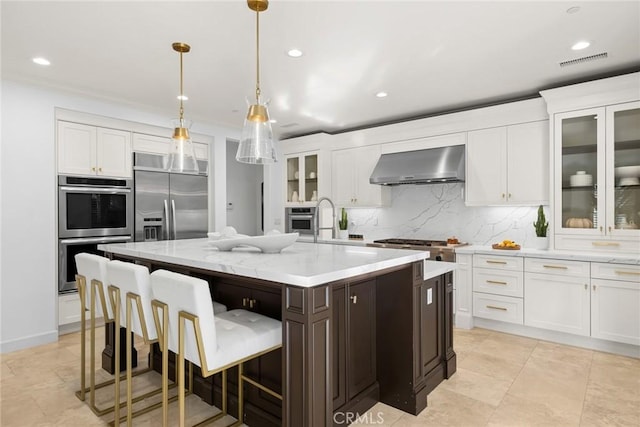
456, 245, 640, 265
98, 238, 454, 287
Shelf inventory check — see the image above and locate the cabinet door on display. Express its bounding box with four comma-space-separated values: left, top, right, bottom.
353, 145, 387, 206
507, 121, 548, 204
591, 279, 640, 345
132, 133, 170, 155
97, 128, 132, 178
58, 121, 96, 175
554, 108, 605, 237
454, 254, 473, 329
419, 277, 442, 378
466, 127, 507, 205
332, 149, 355, 206
606, 102, 640, 239
285, 155, 301, 204
524, 272, 590, 336
347, 280, 376, 400
332, 286, 346, 409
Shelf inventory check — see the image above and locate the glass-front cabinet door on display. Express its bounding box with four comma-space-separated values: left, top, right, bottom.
555, 107, 605, 236
285, 152, 319, 204
607, 101, 640, 238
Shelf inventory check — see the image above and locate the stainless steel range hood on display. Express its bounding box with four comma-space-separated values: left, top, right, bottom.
369, 145, 465, 185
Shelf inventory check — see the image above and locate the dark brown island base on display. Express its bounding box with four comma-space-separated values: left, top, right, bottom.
99, 239, 456, 426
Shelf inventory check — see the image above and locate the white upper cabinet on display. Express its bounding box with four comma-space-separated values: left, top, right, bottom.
331, 145, 390, 207
552, 102, 640, 251
284, 151, 327, 205
58, 121, 131, 178
466, 120, 548, 206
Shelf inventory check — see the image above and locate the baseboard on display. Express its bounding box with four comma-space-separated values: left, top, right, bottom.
0, 329, 58, 353
473, 317, 640, 359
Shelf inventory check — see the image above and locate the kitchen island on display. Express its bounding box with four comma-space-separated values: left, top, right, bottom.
99, 239, 457, 426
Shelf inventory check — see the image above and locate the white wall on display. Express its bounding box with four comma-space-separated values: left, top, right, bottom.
225, 139, 262, 235
0, 79, 240, 352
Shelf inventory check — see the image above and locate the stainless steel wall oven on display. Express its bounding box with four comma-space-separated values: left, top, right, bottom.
58, 175, 133, 293
285, 207, 316, 235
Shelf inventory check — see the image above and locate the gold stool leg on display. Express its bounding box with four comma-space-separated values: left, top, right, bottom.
110, 287, 121, 426
178, 315, 186, 427
126, 294, 133, 427
77, 276, 87, 401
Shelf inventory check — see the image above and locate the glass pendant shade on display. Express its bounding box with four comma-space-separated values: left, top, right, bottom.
167, 118, 199, 173
236, 102, 277, 164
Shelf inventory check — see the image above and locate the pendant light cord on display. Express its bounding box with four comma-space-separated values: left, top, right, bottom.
255, 8, 261, 103
179, 50, 185, 122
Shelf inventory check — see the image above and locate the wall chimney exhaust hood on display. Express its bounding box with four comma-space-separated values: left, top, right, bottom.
369, 145, 465, 185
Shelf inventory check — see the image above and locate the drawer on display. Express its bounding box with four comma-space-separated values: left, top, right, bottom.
555, 235, 640, 253
473, 270, 523, 298
591, 263, 640, 283
473, 292, 523, 325
525, 257, 590, 277
58, 293, 82, 326
473, 254, 523, 271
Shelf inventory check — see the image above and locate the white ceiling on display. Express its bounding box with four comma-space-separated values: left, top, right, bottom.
2, 1, 639, 139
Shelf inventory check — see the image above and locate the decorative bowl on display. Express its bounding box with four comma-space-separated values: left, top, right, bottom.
207, 233, 299, 253
569, 171, 593, 187
614, 166, 640, 179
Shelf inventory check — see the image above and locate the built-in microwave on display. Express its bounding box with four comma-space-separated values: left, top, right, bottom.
285, 207, 316, 235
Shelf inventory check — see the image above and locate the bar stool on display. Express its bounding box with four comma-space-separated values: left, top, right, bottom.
150, 269, 282, 427
74, 253, 116, 415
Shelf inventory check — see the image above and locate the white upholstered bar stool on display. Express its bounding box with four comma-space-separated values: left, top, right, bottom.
150, 269, 282, 427
75, 252, 119, 416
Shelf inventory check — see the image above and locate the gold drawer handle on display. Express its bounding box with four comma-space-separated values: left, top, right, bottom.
592, 242, 621, 247
486, 260, 507, 265
543, 265, 568, 270
486, 305, 507, 311
615, 270, 640, 276
486, 280, 507, 285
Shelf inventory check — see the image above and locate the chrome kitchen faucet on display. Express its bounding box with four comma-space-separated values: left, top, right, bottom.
313, 197, 336, 243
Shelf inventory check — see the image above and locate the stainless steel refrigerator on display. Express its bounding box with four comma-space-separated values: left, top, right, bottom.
134, 152, 208, 242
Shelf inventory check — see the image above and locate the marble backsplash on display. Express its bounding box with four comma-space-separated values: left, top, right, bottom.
347, 183, 548, 246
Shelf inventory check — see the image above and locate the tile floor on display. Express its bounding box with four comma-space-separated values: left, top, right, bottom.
1, 327, 638, 426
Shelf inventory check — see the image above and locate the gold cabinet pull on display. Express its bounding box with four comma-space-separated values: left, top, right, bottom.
91, 167, 96, 172
242, 297, 249, 307
350, 295, 357, 304
615, 270, 640, 276
486, 305, 507, 311
584, 284, 587, 290
501, 193, 505, 199
486, 260, 507, 265
249, 298, 256, 309
486, 280, 507, 285
592, 242, 621, 247
593, 285, 596, 291
543, 264, 568, 270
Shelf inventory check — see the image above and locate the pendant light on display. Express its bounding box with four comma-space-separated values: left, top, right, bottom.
167, 42, 199, 173
236, 0, 277, 164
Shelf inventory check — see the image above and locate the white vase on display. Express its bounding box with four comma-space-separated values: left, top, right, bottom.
338, 229, 349, 240
532, 236, 549, 250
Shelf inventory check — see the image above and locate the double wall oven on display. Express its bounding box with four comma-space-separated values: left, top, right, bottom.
58, 175, 133, 293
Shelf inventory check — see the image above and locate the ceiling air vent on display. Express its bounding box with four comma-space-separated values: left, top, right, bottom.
559, 52, 608, 67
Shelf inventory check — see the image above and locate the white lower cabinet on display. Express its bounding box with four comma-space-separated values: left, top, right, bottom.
524, 271, 591, 336
454, 254, 473, 328
58, 293, 81, 326
591, 263, 640, 346
472, 254, 524, 325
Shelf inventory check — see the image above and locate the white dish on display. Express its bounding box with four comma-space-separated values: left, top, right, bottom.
619, 177, 640, 186
569, 171, 592, 187
208, 233, 299, 253
614, 165, 640, 179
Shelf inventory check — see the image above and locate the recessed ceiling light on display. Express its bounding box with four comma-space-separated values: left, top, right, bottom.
287, 49, 303, 58
269, 119, 277, 124
566, 6, 580, 14
571, 41, 590, 50
32, 57, 50, 66
177, 95, 188, 101
375, 92, 388, 98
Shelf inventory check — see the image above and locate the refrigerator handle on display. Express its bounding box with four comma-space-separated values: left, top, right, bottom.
171, 199, 177, 240
163, 199, 169, 240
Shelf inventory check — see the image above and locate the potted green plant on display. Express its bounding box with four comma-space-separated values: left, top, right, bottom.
533, 205, 549, 249
338, 208, 349, 239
